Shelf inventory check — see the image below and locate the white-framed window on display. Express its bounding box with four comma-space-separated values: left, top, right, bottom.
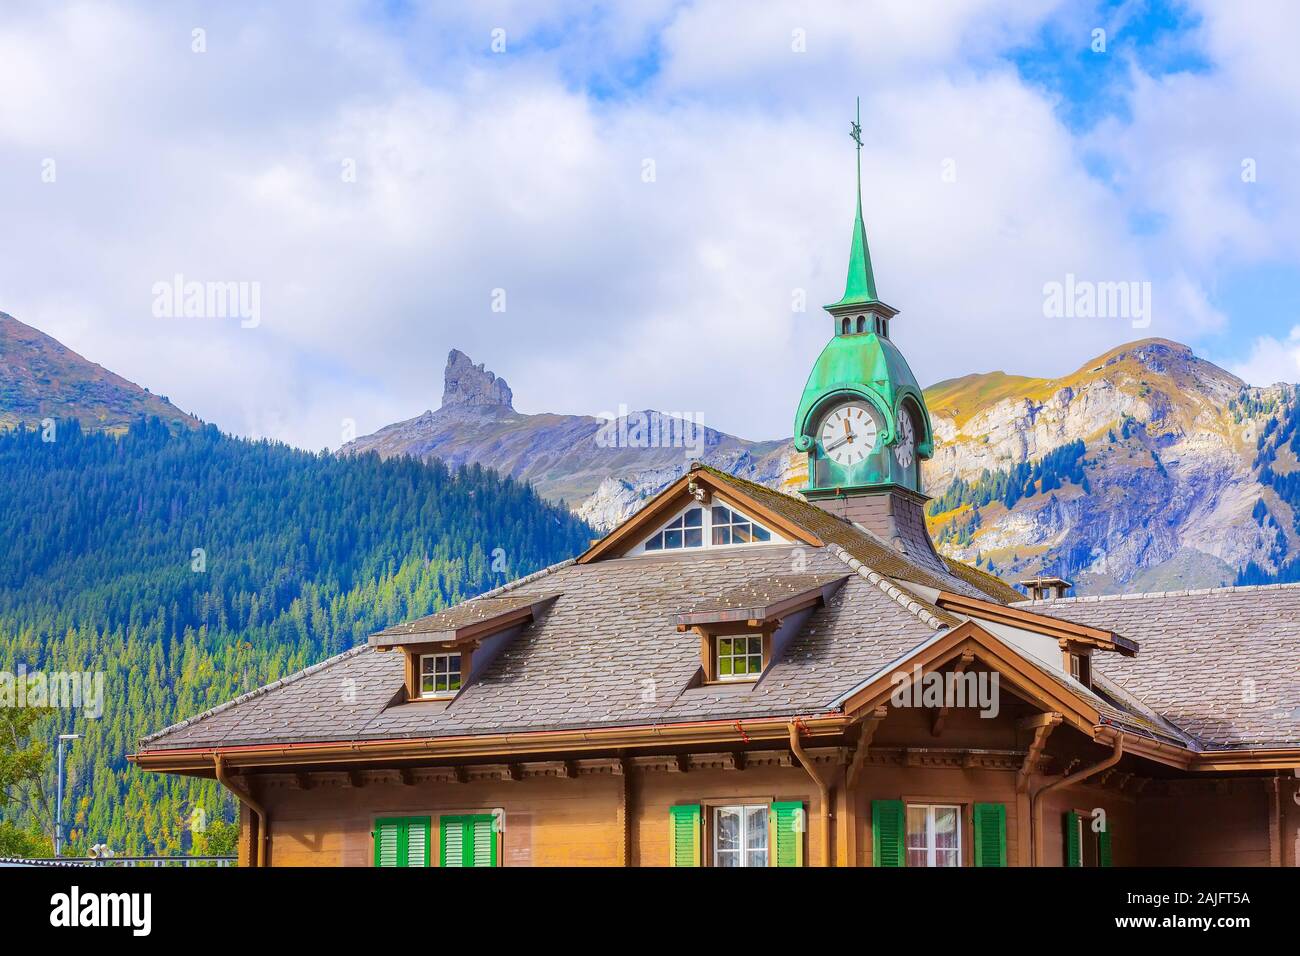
715, 634, 763, 681
637, 501, 777, 554
906, 804, 961, 867
709, 505, 772, 546
644, 506, 703, 551
713, 805, 768, 867
419, 652, 462, 698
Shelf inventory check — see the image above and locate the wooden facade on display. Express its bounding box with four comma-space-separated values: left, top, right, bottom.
206, 698, 1293, 868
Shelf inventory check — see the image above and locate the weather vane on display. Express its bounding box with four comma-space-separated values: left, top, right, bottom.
850, 96, 863, 150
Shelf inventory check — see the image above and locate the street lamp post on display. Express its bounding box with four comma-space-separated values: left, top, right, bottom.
55, 733, 80, 857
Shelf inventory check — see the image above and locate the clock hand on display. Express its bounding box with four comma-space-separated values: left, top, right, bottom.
824, 434, 849, 451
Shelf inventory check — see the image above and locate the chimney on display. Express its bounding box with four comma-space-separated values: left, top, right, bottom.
1019, 576, 1073, 601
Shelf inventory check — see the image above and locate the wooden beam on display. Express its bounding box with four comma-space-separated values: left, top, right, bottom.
1018, 713, 1062, 792
930, 651, 974, 737
847, 706, 887, 789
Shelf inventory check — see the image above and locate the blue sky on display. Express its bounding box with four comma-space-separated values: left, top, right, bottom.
1, 0, 1298, 449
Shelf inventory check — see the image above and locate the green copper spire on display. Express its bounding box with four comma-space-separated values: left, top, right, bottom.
828, 97, 879, 309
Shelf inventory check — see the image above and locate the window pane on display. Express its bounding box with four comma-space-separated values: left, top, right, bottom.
732, 523, 753, 543
934, 807, 959, 848
664, 529, 682, 548
684, 508, 702, 527
712, 506, 729, 524
684, 528, 702, 548
712, 526, 731, 545
906, 807, 929, 849
936, 849, 960, 868
753, 525, 771, 542
746, 807, 768, 850
716, 809, 740, 851
907, 848, 929, 868
716, 850, 740, 867
718, 656, 733, 676
645, 534, 662, 551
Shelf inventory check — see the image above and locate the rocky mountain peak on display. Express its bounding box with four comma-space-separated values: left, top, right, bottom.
442, 349, 513, 409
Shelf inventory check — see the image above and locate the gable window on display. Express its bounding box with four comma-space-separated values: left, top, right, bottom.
715, 635, 763, 681
419, 652, 462, 698
711, 505, 771, 545
644, 507, 703, 551
713, 805, 768, 867
906, 804, 961, 867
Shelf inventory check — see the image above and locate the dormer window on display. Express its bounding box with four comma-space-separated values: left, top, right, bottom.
1066, 651, 1091, 689
715, 635, 763, 681
644, 507, 704, 551
420, 652, 462, 699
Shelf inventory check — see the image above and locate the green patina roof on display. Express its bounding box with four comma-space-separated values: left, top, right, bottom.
827, 188, 879, 309
792, 332, 932, 454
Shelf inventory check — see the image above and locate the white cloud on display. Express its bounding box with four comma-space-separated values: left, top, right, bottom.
1227, 326, 1300, 387
0, 0, 1294, 451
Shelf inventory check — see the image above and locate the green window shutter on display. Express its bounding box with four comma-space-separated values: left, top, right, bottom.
669, 804, 701, 867
374, 817, 402, 868
972, 803, 1007, 867
439, 815, 497, 867
872, 800, 906, 867
772, 801, 805, 867
440, 815, 464, 867
1064, 811, 1082, 868
407, 816, 431, 867
1098, 823, 1113, 868
468, 814, 496, 867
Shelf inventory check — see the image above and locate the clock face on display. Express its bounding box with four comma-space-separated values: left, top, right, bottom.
895, 412, 916, 469
819, 402, 879, 466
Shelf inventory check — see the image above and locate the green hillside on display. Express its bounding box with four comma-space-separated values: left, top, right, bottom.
0, 418, 593, 855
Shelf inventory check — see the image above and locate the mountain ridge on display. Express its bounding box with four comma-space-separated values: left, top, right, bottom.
0, 311, 199, 432
345, 338, 1296, 595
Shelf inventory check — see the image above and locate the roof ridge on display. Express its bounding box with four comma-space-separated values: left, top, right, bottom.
140, 556, 581, 749
1013, 579, 1300, 605
695, 464, 1013, 602
825, 543, 948, 630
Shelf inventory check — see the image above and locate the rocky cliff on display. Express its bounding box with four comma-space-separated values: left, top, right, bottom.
343, 339, 1296, 594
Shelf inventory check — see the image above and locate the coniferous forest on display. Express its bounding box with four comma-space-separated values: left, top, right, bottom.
0, 418, 594, 856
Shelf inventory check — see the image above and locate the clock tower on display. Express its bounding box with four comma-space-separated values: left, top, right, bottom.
793, 102, 939, 560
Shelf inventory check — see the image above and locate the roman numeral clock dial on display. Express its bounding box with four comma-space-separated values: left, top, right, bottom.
895, 412, 915, 469
819, 402, 879, 466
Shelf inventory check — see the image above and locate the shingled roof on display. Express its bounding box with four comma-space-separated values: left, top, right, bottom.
1019, 584, 1300, 750
138, 464, 1282, 761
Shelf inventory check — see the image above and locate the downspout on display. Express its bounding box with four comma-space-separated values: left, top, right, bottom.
1030, 732, 1124, 867
789, 720, 835, 867
214, 752, 269, 868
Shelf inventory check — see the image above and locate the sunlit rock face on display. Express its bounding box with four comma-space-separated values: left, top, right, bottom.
344, 340, 1298, 595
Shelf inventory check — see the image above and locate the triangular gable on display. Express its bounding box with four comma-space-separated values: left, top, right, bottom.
832, 620, 1189, 769
578, 468, 823, 563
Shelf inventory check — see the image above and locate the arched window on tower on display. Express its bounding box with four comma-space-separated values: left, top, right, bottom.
841, 317, 850, 335
856, 315, 866, 333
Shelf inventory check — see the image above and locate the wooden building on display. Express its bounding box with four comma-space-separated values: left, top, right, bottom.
131, 135, 1300, 868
